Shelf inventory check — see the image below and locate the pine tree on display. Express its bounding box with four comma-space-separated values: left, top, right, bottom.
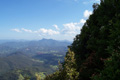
18, 74, 24, 80
44, 0, 120, 80
92, 49, 120, 80
63, 49, 79, 80
44, 49, 79, 80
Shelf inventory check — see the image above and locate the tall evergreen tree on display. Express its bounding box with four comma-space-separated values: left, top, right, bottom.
63, 49, 79, 80
44, 0, 120, 80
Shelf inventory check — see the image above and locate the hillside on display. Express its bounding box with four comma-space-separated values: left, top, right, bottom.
44, 0, 120, 80
0, 39, 71, 80
0, 39, 70, 56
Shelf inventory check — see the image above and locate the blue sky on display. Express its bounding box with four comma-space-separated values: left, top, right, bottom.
0, 0, 100, 41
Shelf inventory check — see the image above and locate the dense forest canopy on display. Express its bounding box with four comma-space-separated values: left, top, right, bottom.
44, 0, 120, 80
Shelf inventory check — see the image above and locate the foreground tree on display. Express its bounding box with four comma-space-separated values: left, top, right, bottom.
63, 49, 79, 80
92, 49, 120, 80
44, 49, 79, 80
44, 0, 120, 80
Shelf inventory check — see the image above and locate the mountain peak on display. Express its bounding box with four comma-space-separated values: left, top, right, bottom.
40, 38, 56, 42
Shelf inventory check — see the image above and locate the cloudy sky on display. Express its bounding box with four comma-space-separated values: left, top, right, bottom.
0, 0, 100, 41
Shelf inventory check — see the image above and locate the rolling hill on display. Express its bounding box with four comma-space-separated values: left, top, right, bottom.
0, 39, 71, 80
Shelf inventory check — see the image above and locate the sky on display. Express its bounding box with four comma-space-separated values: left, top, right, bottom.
0, 0, 100, 41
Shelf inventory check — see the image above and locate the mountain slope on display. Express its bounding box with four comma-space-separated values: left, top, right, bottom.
0, 39, 71, 56
44, 0, 120, 80
0, 39, 71, 80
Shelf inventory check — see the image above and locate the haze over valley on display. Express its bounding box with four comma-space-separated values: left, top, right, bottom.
0, 39, 71, 79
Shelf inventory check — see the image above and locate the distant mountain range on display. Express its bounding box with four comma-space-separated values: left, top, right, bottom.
0, 39, 71, 56
0, 39, 71, 79
0, 39, 71, 44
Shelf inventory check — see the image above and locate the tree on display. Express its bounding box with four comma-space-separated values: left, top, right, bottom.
44, 0, 120, 80
92, 49, 120, 80
18, 74, 24, 80
35, 72, 46, 80
44, 49, 79, 80
63, 49, 79, 80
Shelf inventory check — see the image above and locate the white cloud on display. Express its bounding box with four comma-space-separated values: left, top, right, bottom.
53, 24, 60, 30
11, 27, 60, 36
80, 19, 86, 24
62, 22, 81, 36
62, 18, 87, 35
34, 28, 60, 35
11, 29, 21, 32
21, 28, 32, 33
10, 9, 92, 40
63, 23, 80, 31
84, 10, 92, 18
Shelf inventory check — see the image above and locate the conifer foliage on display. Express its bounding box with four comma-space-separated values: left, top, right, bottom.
63, 49, 79, 80
44, 0, 120, 80
44, 49, 79, 80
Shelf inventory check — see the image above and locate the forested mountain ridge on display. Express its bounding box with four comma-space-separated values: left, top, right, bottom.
44, 0, 120, 80
0, 39, 70, 56
0, 39, 71, 80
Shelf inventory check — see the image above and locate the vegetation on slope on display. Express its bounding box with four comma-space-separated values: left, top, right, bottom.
44, 0, 120, 80
0, 39, 70, 80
